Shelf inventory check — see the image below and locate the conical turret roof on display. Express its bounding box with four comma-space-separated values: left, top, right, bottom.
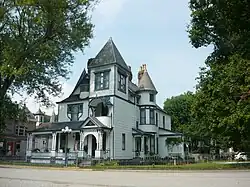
138, 64, 157, 93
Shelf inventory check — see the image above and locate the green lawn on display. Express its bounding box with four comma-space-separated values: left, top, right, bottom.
0, 161, 250, 170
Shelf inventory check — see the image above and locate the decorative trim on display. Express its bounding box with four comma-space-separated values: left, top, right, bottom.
93, 69, 111, 74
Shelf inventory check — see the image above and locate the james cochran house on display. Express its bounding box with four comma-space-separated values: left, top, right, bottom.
26, 38, 184, 164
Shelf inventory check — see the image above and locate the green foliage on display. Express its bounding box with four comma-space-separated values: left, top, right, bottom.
188, 0, 250, 151
0, 0, 97, 132
163, 92, 194, 133
188, 0, 250, 60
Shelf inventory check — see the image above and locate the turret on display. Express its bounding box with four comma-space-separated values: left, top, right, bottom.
137, 64, 157, 105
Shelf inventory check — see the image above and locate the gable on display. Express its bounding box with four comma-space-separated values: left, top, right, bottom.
80, 117, 111, 129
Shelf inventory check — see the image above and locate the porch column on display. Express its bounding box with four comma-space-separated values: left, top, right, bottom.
26, 134, 33, 162
78, 131, 84, 158
28, 134, 34, 151
57, 133, 61, 152
155, 135, 158, 155
95, 131, 103, 158
140, 135, 145, 158
99, 131, 103, 151
51, 132, 57, 157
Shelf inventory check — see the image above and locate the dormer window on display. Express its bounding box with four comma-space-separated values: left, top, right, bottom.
80, 84, 89, 92
67, 103, 83, 121
118, 72, 126, 93
95, 71, 110, 91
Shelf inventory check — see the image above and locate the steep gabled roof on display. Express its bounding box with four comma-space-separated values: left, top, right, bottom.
70, 68, 89, 95
56, 69, 89, 104
88, 38, 129, 71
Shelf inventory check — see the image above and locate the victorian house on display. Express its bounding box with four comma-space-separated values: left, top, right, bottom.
0, 105, 36, 157
26, 38, 184, 164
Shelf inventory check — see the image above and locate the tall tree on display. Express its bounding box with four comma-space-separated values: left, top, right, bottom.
163, 92, 194, 133
0, 0, 97, 132
188, 0, 250, 151
163, 92, 211, 153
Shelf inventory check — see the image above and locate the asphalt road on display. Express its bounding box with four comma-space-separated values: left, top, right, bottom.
0, 167, 250, 187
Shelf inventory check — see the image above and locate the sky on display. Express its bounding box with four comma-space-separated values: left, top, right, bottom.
14, 0, 212, 115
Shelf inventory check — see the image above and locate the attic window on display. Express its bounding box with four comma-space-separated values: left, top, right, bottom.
80, 84, 89, 92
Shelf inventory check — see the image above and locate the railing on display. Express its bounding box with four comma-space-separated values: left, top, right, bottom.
56, 152, 78, 159
31, 152, 51, 158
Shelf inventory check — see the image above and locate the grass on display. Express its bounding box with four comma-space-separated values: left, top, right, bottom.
89, 162, 250, 170
1, 161, 250, 170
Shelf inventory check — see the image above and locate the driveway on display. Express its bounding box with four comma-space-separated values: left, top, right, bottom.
0, 167, 250, 187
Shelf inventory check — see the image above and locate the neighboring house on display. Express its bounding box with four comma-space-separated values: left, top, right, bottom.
0, 105, 36, 157
26, 38, 184, 164
34, 108, 56, 127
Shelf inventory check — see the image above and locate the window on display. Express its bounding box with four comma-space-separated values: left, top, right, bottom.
122, 133, 126, 150
136, 121, 139, 129
150, 109, 155, 124
95, 71, 109, 90
15, 125, 27, 136
156, 113, 158, 126
118, 73, 126, 93
136, 97, 140, 104
149, 94, 155, 102
140, 109, 146, 124
67, 103, 83, 121
163, 116, 165, 128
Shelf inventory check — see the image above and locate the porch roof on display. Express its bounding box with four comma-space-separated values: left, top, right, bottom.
31, 116, 112, 133
132, 128, 154, 136
32, 121, 84, 132
159, 127, 183, 136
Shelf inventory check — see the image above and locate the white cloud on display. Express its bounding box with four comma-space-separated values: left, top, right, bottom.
12, 82, 74, 115
92, 0, 129, 25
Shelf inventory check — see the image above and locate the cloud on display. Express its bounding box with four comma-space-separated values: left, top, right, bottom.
92, 0, 129, 25
12, 82, 74, 115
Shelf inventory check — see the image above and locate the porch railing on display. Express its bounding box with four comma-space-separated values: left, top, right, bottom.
31, 152, 51, 158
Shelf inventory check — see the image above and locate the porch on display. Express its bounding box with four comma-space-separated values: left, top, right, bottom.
26, 119, 111, 164
132, 128, 158, 158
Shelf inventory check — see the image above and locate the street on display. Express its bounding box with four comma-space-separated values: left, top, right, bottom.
0, 167, 250, 187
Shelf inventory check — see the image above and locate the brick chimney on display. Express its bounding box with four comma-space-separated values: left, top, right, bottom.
138, 64, 145, 84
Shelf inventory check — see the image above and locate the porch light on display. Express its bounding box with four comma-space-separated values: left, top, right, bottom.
61, 126, 72, 133
61, 126, 72, 167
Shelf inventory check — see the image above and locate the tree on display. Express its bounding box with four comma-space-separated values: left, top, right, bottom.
163, 92, 194, 132
188, 0, 250, 152
163, 92, 205, 153
0, 0, 97, 132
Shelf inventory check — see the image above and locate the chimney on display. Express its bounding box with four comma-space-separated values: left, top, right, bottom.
138, 65, 144, 84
